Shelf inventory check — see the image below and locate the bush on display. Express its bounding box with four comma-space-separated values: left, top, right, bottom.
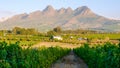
0, 41, 70, 68
74, 43, 120, 68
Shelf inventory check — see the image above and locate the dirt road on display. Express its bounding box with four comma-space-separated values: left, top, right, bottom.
51, 50, 88, 68
32, 42, 81, 49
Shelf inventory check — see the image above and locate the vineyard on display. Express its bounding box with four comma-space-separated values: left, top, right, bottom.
74, 43, 120, 68
0, 40, 120, 68
0, 41, 70, 68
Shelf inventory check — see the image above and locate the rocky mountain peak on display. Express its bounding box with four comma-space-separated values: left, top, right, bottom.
43, 5, 55, 12
76, 6, 89, 11
43, 5, 56, 16
58, 8, 66, 14
74, 6, 92, 16
65, 7, 73, 13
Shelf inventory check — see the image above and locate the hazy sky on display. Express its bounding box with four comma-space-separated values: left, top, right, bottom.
0, 0, 120, 19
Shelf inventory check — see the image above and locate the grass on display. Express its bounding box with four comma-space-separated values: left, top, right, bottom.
0, 40, 38, 46
62, 33, 120, 40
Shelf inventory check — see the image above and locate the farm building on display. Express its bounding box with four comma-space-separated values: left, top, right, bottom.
53, 36, 63, 40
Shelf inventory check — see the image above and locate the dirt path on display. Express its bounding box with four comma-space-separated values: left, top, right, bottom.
32, 42, 81, 49
51, 50, 88, 68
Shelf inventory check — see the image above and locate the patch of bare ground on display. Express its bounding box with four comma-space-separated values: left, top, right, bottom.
51, 50, 88, 68
32, 42, 81, 49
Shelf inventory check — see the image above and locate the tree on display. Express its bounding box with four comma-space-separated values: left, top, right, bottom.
12, 27, 24, 35
27, 28, 37, 35
47, 30, 56, 36
53, 26, 61, 33
12, 27, 39, 35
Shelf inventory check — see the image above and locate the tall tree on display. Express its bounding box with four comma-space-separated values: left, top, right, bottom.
53, 26, 61, 33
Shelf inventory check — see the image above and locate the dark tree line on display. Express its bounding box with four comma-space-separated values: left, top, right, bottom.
0, 27, 39, 36
47, 26, 99, 36
47, 26, 62, 36
62, 29, 98, 34
12, 27, 39, 35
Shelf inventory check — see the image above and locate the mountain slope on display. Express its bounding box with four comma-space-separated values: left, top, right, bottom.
0, 5, 120, 32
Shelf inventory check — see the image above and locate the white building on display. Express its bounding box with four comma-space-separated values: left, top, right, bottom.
53, 36, 63, 40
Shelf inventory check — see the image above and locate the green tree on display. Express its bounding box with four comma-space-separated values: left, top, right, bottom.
53, 26, 61, 33
12, 27, 39, 35
47, 31, 56, 36
27, 28, 37, 35
12, 27, 23, 35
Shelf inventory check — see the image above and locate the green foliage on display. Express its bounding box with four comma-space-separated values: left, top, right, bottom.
47, 30, 56, 36
62, 29, 97, 34
0, 41, 70, 68
74, 43, 120, 68
53, 26, 61, 33
12, 27, 39, 35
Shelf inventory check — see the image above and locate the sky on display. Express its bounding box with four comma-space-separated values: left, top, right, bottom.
0, 0, 120, 19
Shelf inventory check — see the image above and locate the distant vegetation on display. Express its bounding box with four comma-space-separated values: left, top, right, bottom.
0, 27, 40, 35
0, 26, 120, 36
0, 26, 120, 45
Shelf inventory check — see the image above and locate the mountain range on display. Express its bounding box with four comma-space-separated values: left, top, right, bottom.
0, 5, 120, 32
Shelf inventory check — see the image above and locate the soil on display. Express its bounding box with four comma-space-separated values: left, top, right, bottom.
32, 42, 81, 49
51, 50, 88, 68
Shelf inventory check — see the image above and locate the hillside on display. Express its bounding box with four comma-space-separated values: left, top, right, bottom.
0, 5, 120, 32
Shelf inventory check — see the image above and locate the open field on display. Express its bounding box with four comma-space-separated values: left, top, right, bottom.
0, 33, 120, 46
32, 42, 81, 49
62, 33, 120, 40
